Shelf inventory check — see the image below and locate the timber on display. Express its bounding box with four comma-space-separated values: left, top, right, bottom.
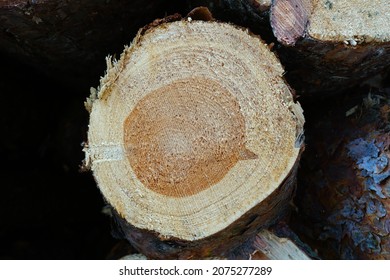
85, 15, 304, 259
270, 0, 390, 95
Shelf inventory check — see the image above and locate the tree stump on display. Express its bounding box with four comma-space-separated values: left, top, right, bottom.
84, 16, 304, 259
270, 0, 390, 95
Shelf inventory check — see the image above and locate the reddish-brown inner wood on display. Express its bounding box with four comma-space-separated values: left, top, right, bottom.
123, 77, 257, 197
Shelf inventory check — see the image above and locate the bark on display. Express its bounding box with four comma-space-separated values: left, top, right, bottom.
270, 0, 390, 96
84, 15, 305, 259
0, 0, 176, 87
110, 222, 314, 260
292, 87, 390, 259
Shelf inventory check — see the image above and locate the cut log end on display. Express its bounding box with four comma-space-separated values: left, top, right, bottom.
85, 17, 304, 258
270, 0, 390, 95
308, 0, 390, 43
272, 0, 390, 45
270, 0, 312, 46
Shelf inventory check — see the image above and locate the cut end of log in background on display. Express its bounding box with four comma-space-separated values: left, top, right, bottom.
271, 0, 390, 45
308, 0, 390, 43
84, 17, 304, 258
270, 0, 390, 95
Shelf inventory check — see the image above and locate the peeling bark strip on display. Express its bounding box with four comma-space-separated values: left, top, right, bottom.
85, 16, 304, 259
270, 0, 390, 95
294, 89, 390, 259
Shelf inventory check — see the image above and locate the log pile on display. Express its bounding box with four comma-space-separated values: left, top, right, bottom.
83, 3, 389, 260
2, 0, 389, 259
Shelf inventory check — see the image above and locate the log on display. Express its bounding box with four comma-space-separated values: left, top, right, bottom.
84, 15, 304, 259
292, 87, 390, 259
0, 0, 176, 87
270, 0, 390, 96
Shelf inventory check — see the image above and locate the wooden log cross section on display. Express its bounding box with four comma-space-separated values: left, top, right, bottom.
84, 16, 304, 259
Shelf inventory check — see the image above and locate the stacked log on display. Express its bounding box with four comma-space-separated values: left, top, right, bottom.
84, 15, 304, 259
270, 0, 390, 95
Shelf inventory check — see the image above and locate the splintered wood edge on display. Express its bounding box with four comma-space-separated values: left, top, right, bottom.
85, 19, 304, 241
271, 0, 390, 45
251, 230, 310, 260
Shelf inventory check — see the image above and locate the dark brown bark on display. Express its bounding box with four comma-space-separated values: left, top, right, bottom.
109, 221, 315, 260
292, 87, 390, 259
0, 0, 176, 87
276, 38, 390, 97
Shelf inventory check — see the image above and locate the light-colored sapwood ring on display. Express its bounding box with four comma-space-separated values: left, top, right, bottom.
85, 20, 304, 241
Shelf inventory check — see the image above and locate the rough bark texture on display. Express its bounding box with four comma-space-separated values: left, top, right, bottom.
0, 0, 176, 87
109, 221, 314, 260
270, 0, 390, 96
292, 87, 390, 259
276, 37, 390, 97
